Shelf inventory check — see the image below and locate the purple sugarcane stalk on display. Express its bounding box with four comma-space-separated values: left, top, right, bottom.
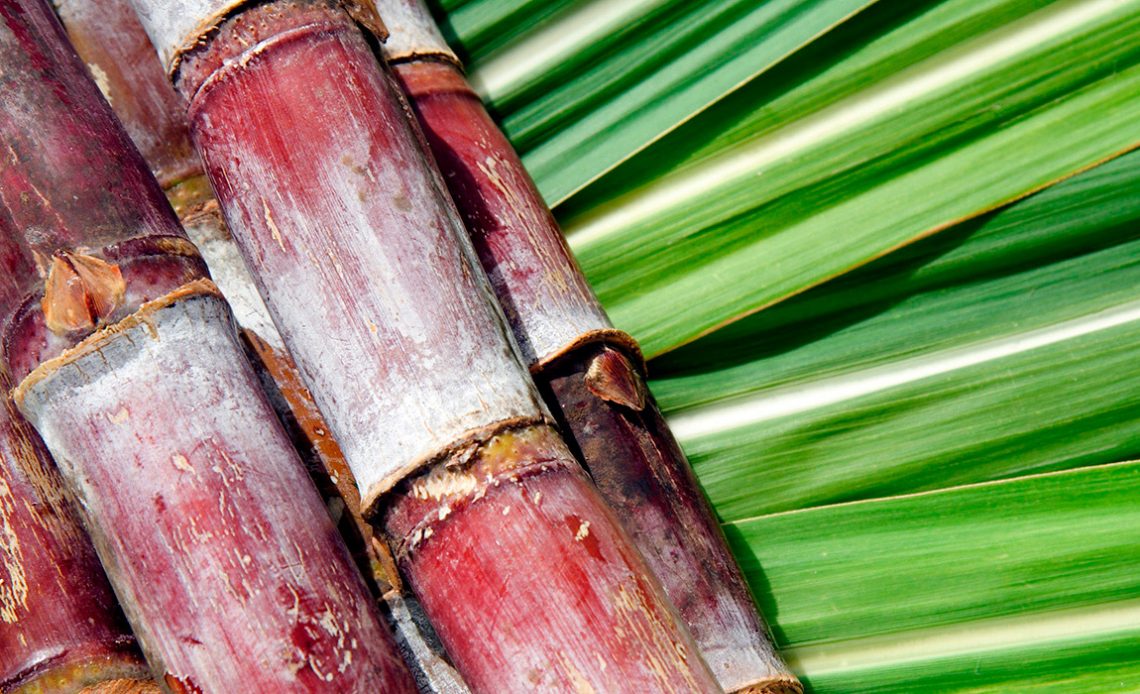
0, 1, 416, 690
49, 2, 468, 688
0, 372, 154, 692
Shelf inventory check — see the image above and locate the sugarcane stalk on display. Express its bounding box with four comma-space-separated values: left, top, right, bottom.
376, 2, 801, 691
0, 2, 416, 690
0, 374, 155, 693
49, 0, 368, 558
127, 0, 720, 689
244, 327, 471, 694
49, 3, 469, 689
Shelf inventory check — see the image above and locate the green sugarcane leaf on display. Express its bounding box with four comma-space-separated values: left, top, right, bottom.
432, 0, 578, 60
654, 151, 1140, 520
653, 151, 1140, 404
443, 0, 876, 203
559, 0, 1140, 357
726, 462, 1140, 689
800, 624, 1140, 693
560, 0, 1051, 210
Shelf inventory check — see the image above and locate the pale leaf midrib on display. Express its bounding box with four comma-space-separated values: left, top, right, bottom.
466, 0, 671, 101
784, 598, 1140, 677
564, 0, 1131, 249
667, 298, 1140, 441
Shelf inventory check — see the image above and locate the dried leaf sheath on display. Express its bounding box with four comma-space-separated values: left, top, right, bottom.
127, 0, 719, 688
378, 1, 798, 690
0, 383, 153, 693
0, 1, 415, 690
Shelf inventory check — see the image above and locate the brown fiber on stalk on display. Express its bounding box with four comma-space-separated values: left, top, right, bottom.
738, 683, 806, 694
1, 1, 416, 690
127, 0, 720, 688
380, 2, 799, 688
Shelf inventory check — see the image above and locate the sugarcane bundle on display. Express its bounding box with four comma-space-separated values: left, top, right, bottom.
126, 0, 720, 689
374, 1, 798, 691
0, 1, 416, 690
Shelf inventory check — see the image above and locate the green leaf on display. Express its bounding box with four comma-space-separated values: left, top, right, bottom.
559, 0, 1140, 356
431, 2, 1140, 690
802, 625, 1140, 693
561, 0, 1051, 207
431, 0, 579, 61
653, 151, 1140, 401
655, 151, 1140, 520
726, 461, 1140, 689
445, 0, 876, 203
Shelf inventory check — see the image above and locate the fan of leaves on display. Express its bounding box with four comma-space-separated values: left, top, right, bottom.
433, 0, 1140, 690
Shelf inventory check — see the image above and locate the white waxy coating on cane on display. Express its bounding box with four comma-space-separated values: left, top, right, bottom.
127, 0, 248, 74
375, 0, 456, 64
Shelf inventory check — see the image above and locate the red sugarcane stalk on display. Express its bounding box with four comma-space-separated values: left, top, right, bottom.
127, 0, 720, 689
50, 0, 375, 575
0, 1, 416, 690
0, 375, 155, 693
377, 2, 800, 691
50, 3, 469, 688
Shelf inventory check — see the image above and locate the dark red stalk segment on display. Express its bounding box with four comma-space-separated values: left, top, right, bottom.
391, 61, 628, 369
392, 57, 799, 693
172, 0, 549, 511
54, 0, 378, 607
51, 0, 199, 189
50, 0, 372, 562
244, 330, 467, 694
242, 330, 394, 587
144, 0, 718, 688
0, 4, 171, 690
0, 2, 416, 690
545, 349, 801, 694
0, 377, 153, 693
383, 424, 713, 693
0, 0, 205, 385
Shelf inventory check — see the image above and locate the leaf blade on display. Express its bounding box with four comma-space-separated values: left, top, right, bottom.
657, 151, 1140, 519
562, 0, 1140, 356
